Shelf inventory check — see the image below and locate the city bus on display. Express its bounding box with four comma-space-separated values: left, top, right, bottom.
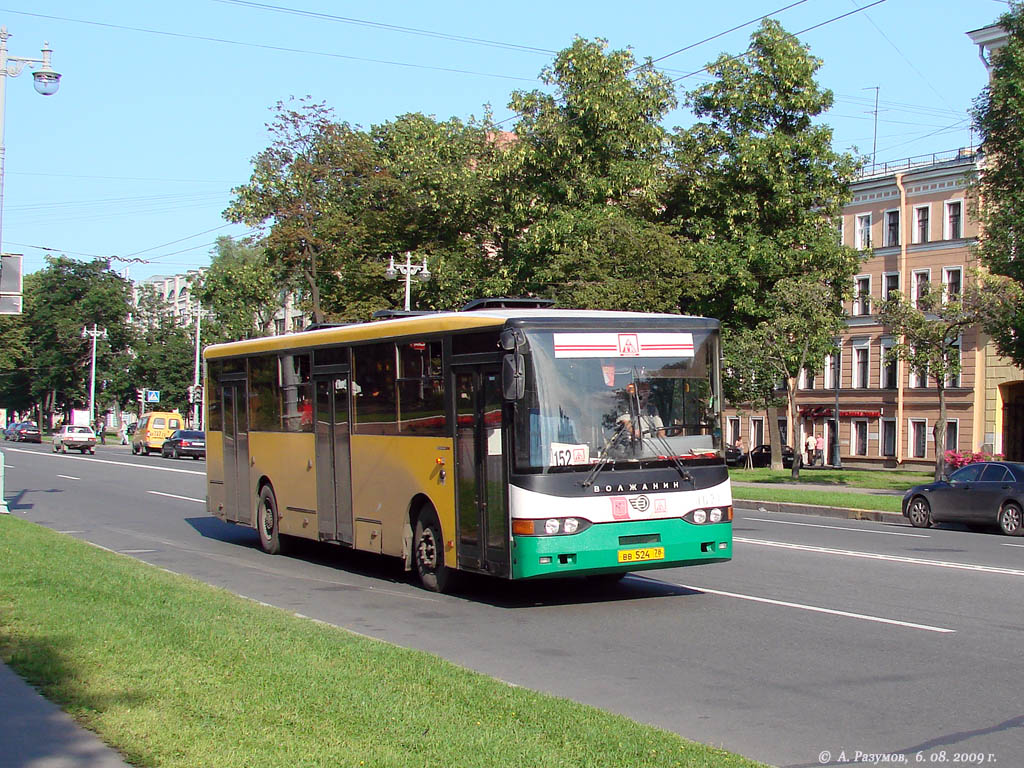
204, 299, 732, 591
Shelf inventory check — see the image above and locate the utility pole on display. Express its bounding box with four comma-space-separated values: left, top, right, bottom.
81, 324, 107, 424
864, 86, 880, 169
192, 300, 202, 429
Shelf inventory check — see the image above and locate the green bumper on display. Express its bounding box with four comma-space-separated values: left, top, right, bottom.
511, 518, 732, 580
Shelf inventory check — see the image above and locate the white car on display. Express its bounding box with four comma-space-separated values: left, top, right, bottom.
53, 425, 97, 454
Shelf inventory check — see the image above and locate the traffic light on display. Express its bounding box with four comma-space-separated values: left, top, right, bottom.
186, 386, 194, 404
136, 388, 144, 403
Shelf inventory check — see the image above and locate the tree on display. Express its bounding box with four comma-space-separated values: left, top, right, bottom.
226, 98, 362, 324
493, 37, 685, 304
743, 277, 847, 478
192, 237, 279, 342
972, 1, 1024, 366
22, 257, 133, 428
668, 19, 861, 468
130, 288, 197, 415
879, 274, 1022, 480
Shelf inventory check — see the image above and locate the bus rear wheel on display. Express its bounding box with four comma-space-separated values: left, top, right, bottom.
257, 484, 282, 555
414, 507, 453, 593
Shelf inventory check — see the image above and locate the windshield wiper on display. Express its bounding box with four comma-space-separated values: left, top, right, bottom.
580, 422, 628, 488
648, 430, 694, 484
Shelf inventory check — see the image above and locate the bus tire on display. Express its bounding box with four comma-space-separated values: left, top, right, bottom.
414, 507, 452, 593
257, 484, 282, 555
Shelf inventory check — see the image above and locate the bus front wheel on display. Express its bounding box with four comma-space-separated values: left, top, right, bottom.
414, 507, 453, 593
257, 484, 282, 555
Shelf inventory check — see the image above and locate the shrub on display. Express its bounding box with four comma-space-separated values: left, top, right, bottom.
944, 449, 1004, 469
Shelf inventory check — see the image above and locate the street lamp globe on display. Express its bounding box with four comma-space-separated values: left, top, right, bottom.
31, 43, 60, 95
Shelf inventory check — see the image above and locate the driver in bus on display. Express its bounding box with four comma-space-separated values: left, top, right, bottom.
617, 381, 665, 438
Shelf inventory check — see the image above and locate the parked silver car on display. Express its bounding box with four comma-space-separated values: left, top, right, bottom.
53, 425, 97, 454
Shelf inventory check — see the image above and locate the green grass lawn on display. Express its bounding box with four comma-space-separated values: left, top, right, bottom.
727, 467, 932, 514
0, 517, 767, 768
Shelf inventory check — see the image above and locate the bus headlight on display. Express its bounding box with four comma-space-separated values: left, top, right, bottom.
511, 517, 593, 536
683, 507, 733, 525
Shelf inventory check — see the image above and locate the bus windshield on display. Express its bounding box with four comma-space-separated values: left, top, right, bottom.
512, 328, 721, 473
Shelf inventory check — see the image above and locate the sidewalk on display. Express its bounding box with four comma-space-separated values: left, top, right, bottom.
0, 663, 133, 768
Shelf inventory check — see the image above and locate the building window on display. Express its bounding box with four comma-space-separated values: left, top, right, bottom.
880, 342, 898, 388
945, 420, 959, 452
750, 418, 764, 447
274, 318, 286, 335
881, 419, 896, 457
885, 210, 900, 247
945, 338, 961, 388
853, 420, 868, 456
914, 205, 930, 244
912, 355, 929, 388
292, 316, 304, 332
854, 275, 871, 316
856, 214, 872, 250
911, 419, 928, 458
801, 368, 815, 390
912, 269, 931, 308
943, 267, 962, 301
855, 346, 869, 389
728, 417, 740, 446
884, 272, 900, 300
946, 200, 963, 240
825, 349, 841, 390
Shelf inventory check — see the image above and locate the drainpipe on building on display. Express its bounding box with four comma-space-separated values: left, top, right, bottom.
895, 172, 907, 465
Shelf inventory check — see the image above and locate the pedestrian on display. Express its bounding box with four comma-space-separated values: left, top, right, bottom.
119, 422, 128, 446
804, 432, 815, 467
95, 418, 106, 445
815, 433, 825, 467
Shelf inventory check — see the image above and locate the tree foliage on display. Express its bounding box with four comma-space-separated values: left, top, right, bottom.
972, 1, 1024, 366
192, 236, 279, 342
21, 257, 134, 426
879, 274, 1022, 480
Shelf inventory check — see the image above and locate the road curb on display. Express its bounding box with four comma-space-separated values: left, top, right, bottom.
733, 498, 907, 526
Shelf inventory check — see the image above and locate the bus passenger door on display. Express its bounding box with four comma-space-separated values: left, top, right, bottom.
454, 367, 509, 577
221, 379, 250, 524
315, 374, 353, 545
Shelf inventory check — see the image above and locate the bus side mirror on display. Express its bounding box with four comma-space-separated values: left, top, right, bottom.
502, 353, 525, 400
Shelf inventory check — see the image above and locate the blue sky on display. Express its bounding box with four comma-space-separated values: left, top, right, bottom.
0, 0, 1008, 283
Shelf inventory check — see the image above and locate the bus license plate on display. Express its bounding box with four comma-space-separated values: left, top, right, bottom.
617, 546, 665, 563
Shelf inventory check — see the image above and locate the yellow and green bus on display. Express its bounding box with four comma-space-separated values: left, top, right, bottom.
204, 300, 732, 591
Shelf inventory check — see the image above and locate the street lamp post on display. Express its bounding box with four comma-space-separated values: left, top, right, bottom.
0, 27, 61, 256
832, 342, 842, 469
192, 300, 202, 429
81, 324, 107, 424
385, 252, 431, 311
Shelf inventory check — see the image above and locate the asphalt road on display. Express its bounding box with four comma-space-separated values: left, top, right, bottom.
3, 442, 1022, 768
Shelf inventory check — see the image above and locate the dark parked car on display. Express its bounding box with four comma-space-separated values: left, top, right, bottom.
12, 422, 41, 443
747, 444, 795, 469
725, 444, 745, 467
161, 429, 206, 460
4, 422, 24, 440
902, 461, 1024, 535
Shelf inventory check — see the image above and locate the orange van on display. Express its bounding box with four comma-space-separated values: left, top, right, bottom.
131, 411, 184, 455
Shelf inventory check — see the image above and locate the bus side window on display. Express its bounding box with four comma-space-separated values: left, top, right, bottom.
353, 342, 398, 435
207, 360, 223, 431
280, 352, 312, 432
397, 341, 445, 435
249, 354, 281, 431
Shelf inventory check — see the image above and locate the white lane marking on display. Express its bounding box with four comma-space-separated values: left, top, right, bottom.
1001, 542, 1024, 548
147, 490, 204, 504
736, 537, 1024, 577
120, 549, 158, 554
744, 516, 929, 538
674, 581, 955, 634
56, 474, 80, 481
3, 446, 204, 476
